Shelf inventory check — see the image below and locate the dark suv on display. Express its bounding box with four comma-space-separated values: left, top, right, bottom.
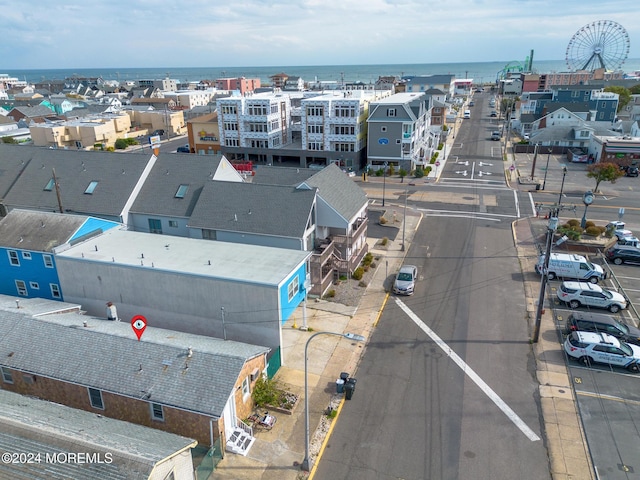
626, 165, 639, 177
564, 311, 640, 346
604, 245, 640, 265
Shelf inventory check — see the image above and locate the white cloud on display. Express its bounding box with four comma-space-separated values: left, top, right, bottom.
0, 0, 638, 69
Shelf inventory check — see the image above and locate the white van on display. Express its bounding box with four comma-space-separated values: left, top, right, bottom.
463, 110, 471, 119
535, 253, 606, 283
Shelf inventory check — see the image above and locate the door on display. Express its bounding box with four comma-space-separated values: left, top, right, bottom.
223, 393, 238, 440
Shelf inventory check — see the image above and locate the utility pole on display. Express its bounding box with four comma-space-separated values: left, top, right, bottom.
52, 168, 63, 213
530, 143, 539, 180
533, 215, 558, 343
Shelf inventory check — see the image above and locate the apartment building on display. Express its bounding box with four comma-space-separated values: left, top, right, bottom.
215, 77, 261, 95
366, 92, 435, 172
217, 89, 391, 171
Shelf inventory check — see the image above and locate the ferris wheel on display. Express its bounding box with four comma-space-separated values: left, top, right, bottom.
565, 20, 630, 72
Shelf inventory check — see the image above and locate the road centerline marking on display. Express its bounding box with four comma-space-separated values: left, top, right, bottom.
395, 298, 541, 442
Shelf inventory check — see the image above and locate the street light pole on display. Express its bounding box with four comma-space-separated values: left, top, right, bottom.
301, 331, 365, 472
382, 161, 388, 207
558, 166, 568, 206
533, 215, 558, 343
401, 188, 408, 251
542, 148, 552, 190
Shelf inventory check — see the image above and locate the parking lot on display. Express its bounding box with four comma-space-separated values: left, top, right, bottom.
548, 253, 640, 479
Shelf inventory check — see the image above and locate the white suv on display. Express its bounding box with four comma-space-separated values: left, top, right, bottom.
557, 281, 627, 313
564, 331, 640, 372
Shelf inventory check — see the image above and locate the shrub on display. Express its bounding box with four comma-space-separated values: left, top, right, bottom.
339, 275, 347, 281
370, 262, 377, 269
106, 146, 115, 152
424, 166, 432, 175
325, 289, 336, 298
1, 136, 18, 144
363, 265, 370, 272
379, 216, 388, 225
114, 138, 128, 150
442, 124, 449, 131
388, 164, 395, 176
585, 226, 601, 236
363, 252, 374, 264
358, 280, 368, 288
252, 377, 280, 408
415, 166, 425, 178
438, 142, 444, 150
352, 267, 364, 280
567, 219, 580, 228
399, 168, 408, 179
584, 221, 596, 229
375, 168, 384, 177
380, 237, 389, 246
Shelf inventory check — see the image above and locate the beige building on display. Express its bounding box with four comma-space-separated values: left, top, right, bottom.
186, 111, 221, 155
127, 109, 186, 137
29, 113, 132, 149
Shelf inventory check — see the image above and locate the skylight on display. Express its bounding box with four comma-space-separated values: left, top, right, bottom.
175, 184, 189, 199
84, 181, 99, 194
44, 178, 55, 191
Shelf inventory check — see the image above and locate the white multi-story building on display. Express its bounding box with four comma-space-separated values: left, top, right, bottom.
217, 92, 292, 153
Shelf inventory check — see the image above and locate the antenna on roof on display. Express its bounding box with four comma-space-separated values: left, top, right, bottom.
234, 214, 237, 221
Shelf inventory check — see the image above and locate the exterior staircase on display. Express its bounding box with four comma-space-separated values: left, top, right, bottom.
225, 428, 255, 456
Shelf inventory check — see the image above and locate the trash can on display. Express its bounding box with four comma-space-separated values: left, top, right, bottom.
336, 378, 345, 393
535, 184, 541, 191
340, 372, 349, 381
344, 378, 357, 400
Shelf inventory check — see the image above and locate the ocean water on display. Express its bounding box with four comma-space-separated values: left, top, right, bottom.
4, 59, 640, 86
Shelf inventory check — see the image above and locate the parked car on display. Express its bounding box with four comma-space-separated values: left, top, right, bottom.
535, 252, 606, 283
617, 236, 640, 247
177, 144, 190, 153
604, 245, 640, 265
393, 265, 417, 295
563, 331, 640, 372
469, 101, 475, 106
626, 165, 639, 177
564, 311, 640, 346
151, 129, 165, 137
490, 131, 501, 141
557, 281, 627, 313
490, 110, 497, 117
568, 148, 588, 163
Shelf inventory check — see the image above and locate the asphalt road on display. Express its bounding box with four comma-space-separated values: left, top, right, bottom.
316, 93, 550, 480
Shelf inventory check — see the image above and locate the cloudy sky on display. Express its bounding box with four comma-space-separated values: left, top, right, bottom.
1, 0, 639, 69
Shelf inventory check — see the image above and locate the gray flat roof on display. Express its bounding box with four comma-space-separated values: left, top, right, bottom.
56, 228, 311, 287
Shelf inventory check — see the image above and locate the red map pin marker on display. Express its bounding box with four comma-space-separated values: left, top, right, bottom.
131, 315, 147, 341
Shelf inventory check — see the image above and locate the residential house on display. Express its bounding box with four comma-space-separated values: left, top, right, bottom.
399, 75, 454, 97
367, 92, 435, 172
0, 305, 270, 455
0, 209, 119, 302
269, 73, 289, 89
131, 97, 177, 110
0, 389, 198, 480
252, 164, 369, 296
137, 77, 178, 92
6, 105, 57, 123
128, 153, 243, 236
0, 144, 157, 223
163, 90, 215, 110
283, 76, 305, 91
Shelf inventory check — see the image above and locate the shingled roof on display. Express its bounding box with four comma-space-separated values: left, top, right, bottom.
0, 309, 270, 418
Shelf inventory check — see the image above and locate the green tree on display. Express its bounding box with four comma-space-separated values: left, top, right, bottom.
604, 86, 631, 112
586, 162, 624, 192
114, 138, 128, 150
630, 84, 640, 95
399, 168, 407, 182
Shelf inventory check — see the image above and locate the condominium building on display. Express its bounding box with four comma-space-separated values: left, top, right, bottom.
217, 89, 391, 171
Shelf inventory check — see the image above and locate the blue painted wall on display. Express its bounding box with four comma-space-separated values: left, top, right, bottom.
279, 263, 307, 324
0, 248, 63, 301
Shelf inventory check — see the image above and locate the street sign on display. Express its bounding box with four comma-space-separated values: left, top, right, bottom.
509, 164, 515, 171
435, 161, 440, 167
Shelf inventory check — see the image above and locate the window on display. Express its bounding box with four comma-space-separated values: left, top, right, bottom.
223, 122, 238, 131
175, 184, 189, 198
84, 181, 99, 194
335, 143, 355, 152
22, 251, 32, 260
88, 388, 104, 409
250, 140, 267, 148
270, 104, 279, 114
242, 376, 250, 398
1, 367, 13, 384
43, 254, 53, 268
29, 281, 39, 290
225, 138, 239, 147
308, 125, 324, 134
8, 250, 19, 266
149, 219, 162, 234
50, 283, 61, 299
307, 142, 323, 151
248, 123, 267, 132
288, 275, 299, 302
334, 106, 356, 117
150, 403, 164, 421
247, 105, 267, 115
306, 106, 324, 116
168, 220, 178, 228
221, 105, 237, 115
387, 108, 396, 117
44, 178, 55, 191
270, 119, 279, 130
334, 125, 355, 135
15, 280, 27, 296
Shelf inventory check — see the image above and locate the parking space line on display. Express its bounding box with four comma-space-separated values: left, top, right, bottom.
395, 298, 541, 442
576, 390, 640, 405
